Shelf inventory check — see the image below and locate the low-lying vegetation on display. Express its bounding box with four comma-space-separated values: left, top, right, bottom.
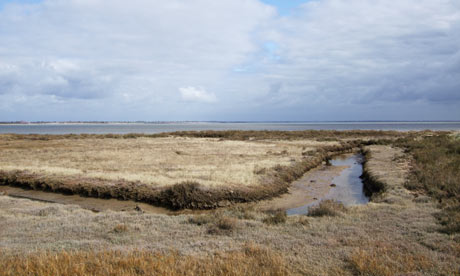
188, 213, 240, 235
0, 133, 360, 209
0, 129, 418, 142
207, 217, 239, 235
307, 199, 347, 217
0, 137, 459, 275
397, 134, 460, 234
0, 244, 291, 276
262, 210, 287, 225
348, 242, 436, 276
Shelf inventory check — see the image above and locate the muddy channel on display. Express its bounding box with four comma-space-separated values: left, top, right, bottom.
257, 153, 369, 215
0, 153, 368, 215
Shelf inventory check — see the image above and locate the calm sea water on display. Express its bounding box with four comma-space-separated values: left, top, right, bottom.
0, 122, 459, 134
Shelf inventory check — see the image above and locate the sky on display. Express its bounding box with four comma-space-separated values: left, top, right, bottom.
0, 0, 459, 121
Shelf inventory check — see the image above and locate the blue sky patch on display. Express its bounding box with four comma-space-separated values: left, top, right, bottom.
260, 0, 310, 15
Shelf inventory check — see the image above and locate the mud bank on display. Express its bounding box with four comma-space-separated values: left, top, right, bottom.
360, 148, 386, 199
0, 141, 360, 210
0, 186, 172, 214
358, 145, 413, 204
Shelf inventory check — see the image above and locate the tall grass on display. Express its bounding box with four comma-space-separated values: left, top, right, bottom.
0, 244, 291, 276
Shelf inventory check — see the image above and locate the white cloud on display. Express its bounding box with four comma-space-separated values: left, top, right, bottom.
179, 86, 217, 103
0, 0, 274, 108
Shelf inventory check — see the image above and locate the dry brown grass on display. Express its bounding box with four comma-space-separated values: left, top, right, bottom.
0, 136, 327, 188
207, 217, 239, 235
307, 199, 347, 217
262, 210, 287, 225
1, 132, 458, 275
349, 242, 435, 276
0, 129, 416, 142
0, 244, 291, 276
0, 143, 459, 274
0, 134, 359, 209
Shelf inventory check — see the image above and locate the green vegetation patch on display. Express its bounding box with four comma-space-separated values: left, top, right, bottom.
398, 134, 460, 234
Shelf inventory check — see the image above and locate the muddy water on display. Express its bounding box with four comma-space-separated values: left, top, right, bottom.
286, 154, 369, 215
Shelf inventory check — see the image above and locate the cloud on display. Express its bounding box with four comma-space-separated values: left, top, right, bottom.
0, 0, 459, 121
0, 0, 274, 112
261, 0, 460, 109
180, 86, 217, 103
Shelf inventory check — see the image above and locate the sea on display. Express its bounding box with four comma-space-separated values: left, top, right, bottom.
1, 121, 460, 134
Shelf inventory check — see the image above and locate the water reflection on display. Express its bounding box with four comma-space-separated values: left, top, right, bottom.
287, 154, 369, 215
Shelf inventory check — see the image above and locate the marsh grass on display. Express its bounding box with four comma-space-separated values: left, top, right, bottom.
188, 214, 215, 226
0, 136, 311, 188
0, 143, 459, 275
397, 134, 460, 233
0, 244, 291, 276
188, 213, 239, 235
0, 129, 415, 142
207, 217, 239, 235
0, 134, 359, 209
262, 210, 287, 225
349, 243, 435, 276
307, 200, 347, 217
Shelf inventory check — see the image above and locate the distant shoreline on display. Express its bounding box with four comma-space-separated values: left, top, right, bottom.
2, 122, 460, 134
1, 120, 460, 125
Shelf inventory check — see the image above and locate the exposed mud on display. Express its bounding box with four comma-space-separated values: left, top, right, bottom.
0, 186, 173, 214
256, 164, 346, 212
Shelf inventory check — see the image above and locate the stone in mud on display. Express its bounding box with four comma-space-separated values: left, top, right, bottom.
330, 184, 337, 187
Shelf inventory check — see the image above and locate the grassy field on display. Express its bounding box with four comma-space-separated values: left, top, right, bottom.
0, 136, 337, 188
0, 133, 364, 209
0, 131, 459, 275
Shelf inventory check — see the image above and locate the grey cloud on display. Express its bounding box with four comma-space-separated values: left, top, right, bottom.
259, 0, 460, 111
0, 0, 459, 121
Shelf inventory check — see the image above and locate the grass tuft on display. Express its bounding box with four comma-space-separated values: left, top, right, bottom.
207, 217, 239, 235
262, 210, 287, 225
307, 200, 346, 217
112, 224, 129, 233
